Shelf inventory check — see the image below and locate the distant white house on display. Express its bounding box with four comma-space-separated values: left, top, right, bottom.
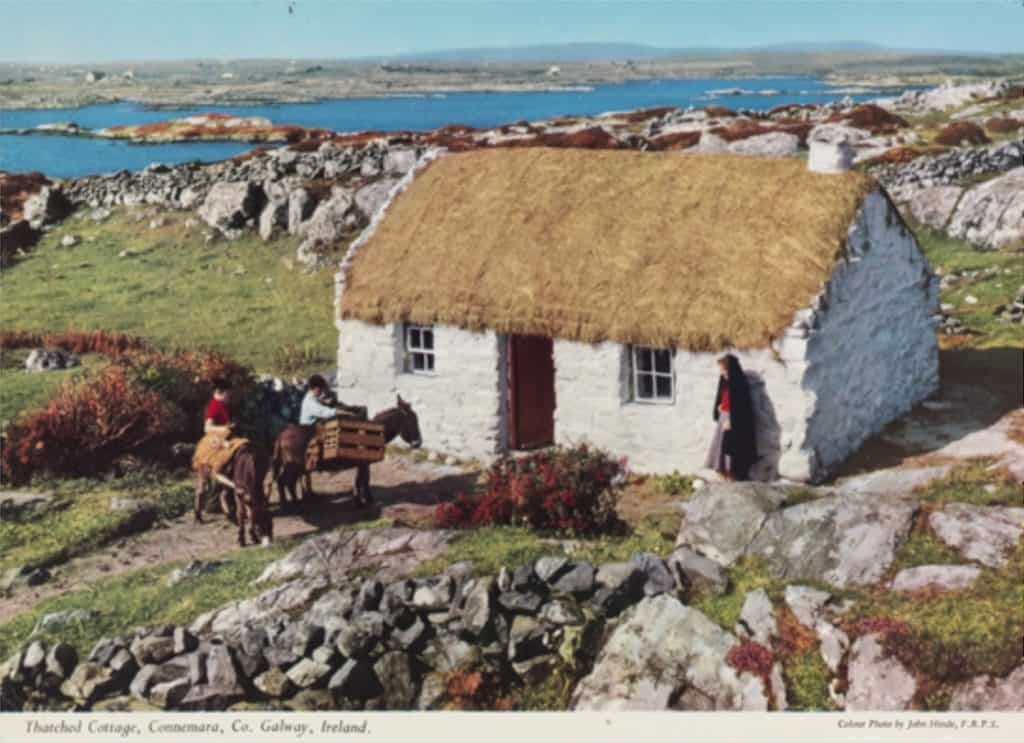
334, 146, 939, 482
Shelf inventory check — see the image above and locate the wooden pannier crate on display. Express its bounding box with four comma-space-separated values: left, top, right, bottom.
318, 418, 386, 464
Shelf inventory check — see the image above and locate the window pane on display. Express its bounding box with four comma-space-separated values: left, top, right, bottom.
425, 354, 435, 372
409, 328, 421, 349
638, 373, 654, 399
656, 376, 673, 399
654, 349, 672, 373
423, 329, 434, 350
413, 353, 425, 371
635, 348, 652, 372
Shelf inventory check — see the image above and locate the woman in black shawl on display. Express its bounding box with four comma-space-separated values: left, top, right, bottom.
704, 354, 757, 481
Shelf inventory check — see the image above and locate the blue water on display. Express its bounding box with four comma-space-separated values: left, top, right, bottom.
0, 77, 889, 178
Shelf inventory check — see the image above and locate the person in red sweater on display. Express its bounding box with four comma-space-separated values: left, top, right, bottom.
192, 378, 245, 522
203, 378, 234, 437
704, 354, 757, 481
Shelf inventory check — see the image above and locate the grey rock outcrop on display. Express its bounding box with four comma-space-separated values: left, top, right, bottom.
198, 181, 266, 235
677, 483, 916, 588
890, 564, 982, 593
929, 503, 1024, 567
23, 186, 73, 228
25, 348, 80, 372
907, 185, 963, 231
949, 665, 1024, 711
946, 167, 1024, 250
844, 634, 916, 711
571, 595, 768, 710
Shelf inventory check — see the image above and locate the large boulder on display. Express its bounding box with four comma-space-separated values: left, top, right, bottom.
728, 132, 800, 158
298, 188, 354, 245
947, 168, 1024, 250
677, 484, 917, 588
746, 493, 917, 588
23, 186, 73, 228
844, 634, 916, 711
570, 595, 769, 710
928, 503, 1024, 568
676, 482, 789, 566
354, 178, 399, 222
907, 185, 963, 231
24, 348, 80, 372
383, 148, 419, 175
198, 181, 265, 234
287, 188, 316, 235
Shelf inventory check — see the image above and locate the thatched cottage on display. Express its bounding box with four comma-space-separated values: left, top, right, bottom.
334, 147, 939, 482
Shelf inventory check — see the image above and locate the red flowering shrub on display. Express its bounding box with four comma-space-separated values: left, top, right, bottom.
1, 346, 252, 484
1, 366, 184, 484
726, 639, 775, 679
435, 445, 627, 535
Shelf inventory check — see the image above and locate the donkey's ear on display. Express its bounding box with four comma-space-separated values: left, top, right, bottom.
397, 394, 406, 407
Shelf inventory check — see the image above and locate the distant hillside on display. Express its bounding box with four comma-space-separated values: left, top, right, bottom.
381, 40, 996, 63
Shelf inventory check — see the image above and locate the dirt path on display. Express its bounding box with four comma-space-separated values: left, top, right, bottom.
0, 456, 476, 623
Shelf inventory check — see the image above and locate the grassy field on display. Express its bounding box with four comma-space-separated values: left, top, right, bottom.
0, 208, 338, 376
0, 351, 106, 432
0, 536, 299, 660
0, 468, 194, 574
914, 225, 1024, 349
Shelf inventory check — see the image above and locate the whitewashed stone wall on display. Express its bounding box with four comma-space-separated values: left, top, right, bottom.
799, 190, 940, 478
552, 342, 811, 480
336, 320, 508, 460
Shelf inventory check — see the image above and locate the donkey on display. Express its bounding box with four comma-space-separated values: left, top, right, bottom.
271, 395, 422, 509
194, 444, 274, 547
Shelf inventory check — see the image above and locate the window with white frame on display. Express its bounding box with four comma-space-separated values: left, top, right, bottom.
631, 345, 674, 403
404, 324, 435, 374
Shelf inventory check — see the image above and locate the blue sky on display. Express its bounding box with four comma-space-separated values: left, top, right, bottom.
5, 1, 1023, 63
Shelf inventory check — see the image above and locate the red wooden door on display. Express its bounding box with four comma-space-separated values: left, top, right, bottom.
509, 335, 556, 450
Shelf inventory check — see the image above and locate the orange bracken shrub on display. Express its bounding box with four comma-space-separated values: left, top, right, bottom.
826, 104, 909, 134
647, 130, 703, 151
0, 329, 151, 357
704, 105, 738, 118
1, 366, 184, 484
985, 117, 1024, 134
933, 121, 990, 147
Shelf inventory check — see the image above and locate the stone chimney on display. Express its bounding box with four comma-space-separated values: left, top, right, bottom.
808, 139, 854, 174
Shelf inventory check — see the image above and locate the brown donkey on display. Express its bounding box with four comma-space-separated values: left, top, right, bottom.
271, 395, 422, 508
194, 444, 273, 546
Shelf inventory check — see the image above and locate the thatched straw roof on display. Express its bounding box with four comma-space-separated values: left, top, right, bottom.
338, 148, 878, 350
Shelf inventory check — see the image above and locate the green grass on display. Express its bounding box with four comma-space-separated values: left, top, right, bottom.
914, 225, 1024, 348
889, 528, 970, 574
0, 351, 106, 432
781, 650, 835, 711
689, 556, 782, 630
412, 524, 674, 579
844, 542, 1024, 685
0, 537, 298, 660
912, 460, 1023, 508
0, 469, 193, 573
0, 208, 339, 376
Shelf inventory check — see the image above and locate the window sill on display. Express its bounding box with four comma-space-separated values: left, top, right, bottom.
628, 397, 675, 406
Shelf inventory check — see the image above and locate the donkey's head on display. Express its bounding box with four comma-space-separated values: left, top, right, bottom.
396, 395, 422, 449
